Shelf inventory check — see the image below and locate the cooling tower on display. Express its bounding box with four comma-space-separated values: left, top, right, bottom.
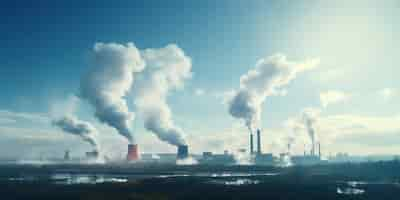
177, 145, 189, 159
126, 144, 139, 161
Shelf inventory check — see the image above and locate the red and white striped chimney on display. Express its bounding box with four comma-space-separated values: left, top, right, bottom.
126, 144, 139, 161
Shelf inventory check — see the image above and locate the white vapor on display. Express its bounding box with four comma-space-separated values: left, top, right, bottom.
228, 54, 319, 131
80, 42, 145, 144
195, 88, 205, 96
378, 88, 397, 101
284, 118, 303, 153
176, 157, 198, 165
301, 108, 320, 152
135, 44, 191, 146
52, 116, 99, 152
320, 90, 349, 107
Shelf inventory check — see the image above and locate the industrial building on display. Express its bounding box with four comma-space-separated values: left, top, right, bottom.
252, 129, 276, 165
57, 128, 327, 167
199, 151, 235, 165
85, 150, 99, 160
291, 142, 323, 166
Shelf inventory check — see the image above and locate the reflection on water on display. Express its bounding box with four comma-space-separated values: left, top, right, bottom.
210, 178, 260, 186
6, 174, 128, 185
208, 172, 278, 177
51, 174, 128, 185
335, 180, 400, 196
4, 172, 277, 185
337, 187, 365, 195
157, 172, 278, 178
157, 174, 190, 178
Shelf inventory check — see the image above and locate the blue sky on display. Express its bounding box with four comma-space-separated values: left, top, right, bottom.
0, 0, 399, 159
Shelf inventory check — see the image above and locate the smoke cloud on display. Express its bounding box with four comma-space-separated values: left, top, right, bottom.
80, 42, 145, 144
286, 119, 303, 153
52, 116, 99, 151
301, 108, 320, 153
135, 44, 191, 146
319, 90, 349, 107
228, 54, 319, 131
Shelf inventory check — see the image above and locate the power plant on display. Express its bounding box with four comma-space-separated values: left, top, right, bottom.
291, 141, 322, 166
54, 126, 325, 166
252, 129, 274, 165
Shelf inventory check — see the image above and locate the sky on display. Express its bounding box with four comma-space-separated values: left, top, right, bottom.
0, 0, 399, 159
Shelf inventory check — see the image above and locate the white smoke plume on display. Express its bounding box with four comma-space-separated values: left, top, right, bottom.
228, 54, 319, 131
301, 108, 320, 153
284, 118, 303, 153
135, 44, 191, 146
52, 116, 99, 151
176, 157, 198, 165
319, 90, 349, 107
233, 150, 253, 165
80, 42, 145, 144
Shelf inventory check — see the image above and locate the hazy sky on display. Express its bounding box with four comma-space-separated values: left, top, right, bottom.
0, 0, 399, 159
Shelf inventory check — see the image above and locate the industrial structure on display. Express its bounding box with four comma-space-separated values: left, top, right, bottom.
126, 144, 139, 161
252, 129, 275, 165
199, 151, 235, 165
177, 145, 189, 159
85, 150, 99, 160
291, 142, 322, 166
55, 127, 328, 166
64, 150, 70, 161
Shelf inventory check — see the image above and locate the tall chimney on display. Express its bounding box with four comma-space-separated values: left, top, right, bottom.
250, 133, 254, 155
64, 150, 70, 161
177, 145, 189, 159
311, 139, 315, 156
256, 129, 261, 155
318, 142, 321, 159
127, 144, 139, 161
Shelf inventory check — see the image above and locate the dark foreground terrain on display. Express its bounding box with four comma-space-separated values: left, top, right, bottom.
1, 161, 400, 200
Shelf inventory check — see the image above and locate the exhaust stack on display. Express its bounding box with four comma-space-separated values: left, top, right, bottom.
318, 142, 321, 159
127, 144, 139, 161
177, 145, 188, 159
250, 133, 254, 155
256, 129, 261, 155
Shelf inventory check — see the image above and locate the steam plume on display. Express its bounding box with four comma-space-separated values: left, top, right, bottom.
135, 44, 191, 146
288, 121, 303, 153
52, 116, 99, 151
80, 42, 145, 143
228, 54, 319, 131
301, 108, 320, 154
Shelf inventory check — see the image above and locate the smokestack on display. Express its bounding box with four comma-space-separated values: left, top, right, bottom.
64, 150, 70, 161
257, 129, 261, 155
177, 145, 189, 159
250, 133, 254, 155
312, 139, 315, 156
127, 144, 139, 161
318, 142, 321, 159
